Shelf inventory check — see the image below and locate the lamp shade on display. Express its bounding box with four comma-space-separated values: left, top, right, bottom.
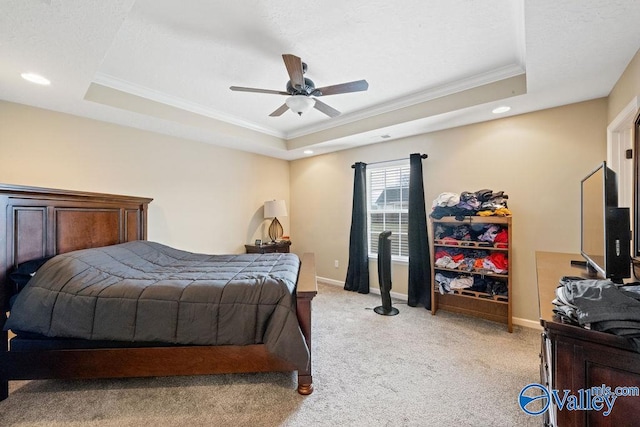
285, 95, 315, 116
264, 200, 287, 219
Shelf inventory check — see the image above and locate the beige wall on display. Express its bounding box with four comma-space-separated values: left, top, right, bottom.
0, 101, 290, 254
290, 99, 608, 324
0, 92, 623, 326
608, 47, 640, 122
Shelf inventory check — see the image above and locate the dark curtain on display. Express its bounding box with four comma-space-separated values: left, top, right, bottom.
408, 153, 431, 308
345, 162, 370, 293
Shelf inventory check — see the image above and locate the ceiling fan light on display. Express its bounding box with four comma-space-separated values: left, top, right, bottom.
286, 95, 315, 116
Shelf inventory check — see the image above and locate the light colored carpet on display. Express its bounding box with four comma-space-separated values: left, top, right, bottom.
0, 283, 542, 426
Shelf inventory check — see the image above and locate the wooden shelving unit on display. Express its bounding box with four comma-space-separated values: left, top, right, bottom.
430, 215, 512, 332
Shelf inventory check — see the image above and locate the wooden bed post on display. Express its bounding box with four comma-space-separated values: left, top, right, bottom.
1, 190, 11, 400
0, 328, 8, 401
296, 253, 317, 395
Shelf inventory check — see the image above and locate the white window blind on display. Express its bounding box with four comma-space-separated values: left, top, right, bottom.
367, 163, 410, 259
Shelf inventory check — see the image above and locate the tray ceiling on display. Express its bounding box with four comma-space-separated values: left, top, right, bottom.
1, 0, 639, 159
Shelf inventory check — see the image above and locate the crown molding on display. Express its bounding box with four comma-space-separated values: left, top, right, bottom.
92, 72, 286, 138
284, 64, 526, 139
93, 64, 524, 145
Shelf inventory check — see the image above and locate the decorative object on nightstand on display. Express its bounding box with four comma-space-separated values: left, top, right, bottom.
264, 199, 287, 242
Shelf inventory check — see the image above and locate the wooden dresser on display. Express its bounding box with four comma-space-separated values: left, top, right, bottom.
536, 252, 640, 426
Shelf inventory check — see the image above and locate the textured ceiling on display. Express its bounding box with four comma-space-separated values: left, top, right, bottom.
1, 1, 640, 159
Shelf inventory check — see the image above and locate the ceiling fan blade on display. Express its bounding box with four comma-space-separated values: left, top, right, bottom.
269, 103, 290, 117
315, 79, 369, 96
282, 54, 305, 88
313, 99, 340, 118
230, 86, 289, 95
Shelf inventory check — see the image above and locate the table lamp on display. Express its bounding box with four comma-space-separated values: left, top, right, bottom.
264, 200, 287, 242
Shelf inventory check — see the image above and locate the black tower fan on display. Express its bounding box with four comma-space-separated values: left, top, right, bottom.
374, 231, 399, 316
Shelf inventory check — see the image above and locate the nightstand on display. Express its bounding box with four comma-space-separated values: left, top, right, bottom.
245, 240, 291, 254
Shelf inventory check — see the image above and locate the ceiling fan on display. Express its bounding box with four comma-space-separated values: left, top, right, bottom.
230, 54, 368, 118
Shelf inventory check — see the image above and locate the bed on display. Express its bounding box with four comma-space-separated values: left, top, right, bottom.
0, 183, 317, 401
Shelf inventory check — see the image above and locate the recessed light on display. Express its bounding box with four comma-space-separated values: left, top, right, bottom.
492, 106, 511, 114
21, 72, 51, 86
303, 150, 314, 155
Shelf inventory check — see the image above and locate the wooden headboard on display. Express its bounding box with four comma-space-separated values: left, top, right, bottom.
0, 183, 153, 313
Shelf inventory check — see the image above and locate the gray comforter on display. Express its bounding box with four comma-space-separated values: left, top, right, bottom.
5, 241, 309, 369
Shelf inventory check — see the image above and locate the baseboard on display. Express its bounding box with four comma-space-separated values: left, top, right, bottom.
316, 276, 407, 301
317, 276, 542, 330
512, 317, 542, 330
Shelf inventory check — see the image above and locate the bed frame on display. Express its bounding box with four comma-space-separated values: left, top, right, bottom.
0, 183, 317, 400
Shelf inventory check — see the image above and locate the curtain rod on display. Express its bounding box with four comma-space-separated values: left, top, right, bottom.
351, 153, 428, 168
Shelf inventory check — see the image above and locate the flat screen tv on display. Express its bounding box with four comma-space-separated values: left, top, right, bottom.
580, 161, 631, 283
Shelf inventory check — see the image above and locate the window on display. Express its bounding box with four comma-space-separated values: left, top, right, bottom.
367, 163, 410, 260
